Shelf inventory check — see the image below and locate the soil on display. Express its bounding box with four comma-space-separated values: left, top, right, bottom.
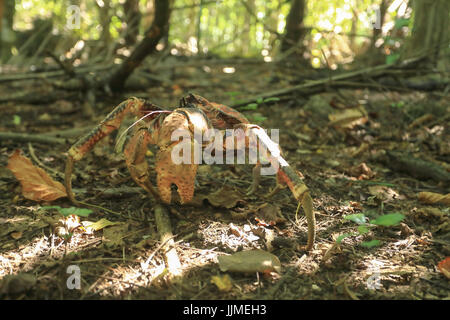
0, 60, 449, 300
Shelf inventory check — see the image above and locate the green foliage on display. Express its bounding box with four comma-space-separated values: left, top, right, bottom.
339, 212, 405, 248
13, 115, 21, 125
361, 239, 381, 248
11, 0, 413, 67
370, 213, 405, 227
40, 205, 93, 217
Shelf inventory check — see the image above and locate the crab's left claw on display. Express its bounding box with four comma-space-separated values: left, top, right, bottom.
155, 148, 197, 204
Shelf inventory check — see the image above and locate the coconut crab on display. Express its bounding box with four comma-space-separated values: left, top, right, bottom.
64, 94, 315, 250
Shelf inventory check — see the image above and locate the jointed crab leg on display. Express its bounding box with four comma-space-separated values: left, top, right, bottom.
230, 124, 316, 251
65, 98, 166, 204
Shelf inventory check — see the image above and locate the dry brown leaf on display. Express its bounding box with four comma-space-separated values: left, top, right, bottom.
418, 192, 450, 206
437, 257, 450, 279
328, 107, 368, 129
206, 185, 245, 209
7, 150, 67, 201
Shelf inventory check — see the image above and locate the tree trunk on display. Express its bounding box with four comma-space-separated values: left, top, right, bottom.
108, 0, 171, 91
124, 0, 141, 47
0, 0, 15, 62
280, 0, 306, 53
402, 0, 450, 66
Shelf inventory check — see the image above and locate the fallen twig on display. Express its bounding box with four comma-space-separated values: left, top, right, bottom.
0, 132, 66, 145
154, 204, 183, 280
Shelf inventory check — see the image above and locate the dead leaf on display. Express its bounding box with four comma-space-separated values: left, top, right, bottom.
218, 250, 281, 273
368, 185, 402, 202
418, 192, 450, 206
255, 203, 286, 225
7, 150, 67, 201
437, 257, 450, 279
211, 274, 233, 292
328, 107, 368, 129
10, 231, 23, 240
206, 185, 245, 209
349, 163, 374, 180
103, 223, 127, 247
0, 273, 37, 296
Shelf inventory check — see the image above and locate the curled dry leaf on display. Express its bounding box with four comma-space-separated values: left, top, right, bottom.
206, 185, 245, 209
437, 257, 450, 279
418, 192, 450, 206
255, 203, 286, 225
218, 249, 281, 274
7, 150, 67, 201
328, 107, 368, 129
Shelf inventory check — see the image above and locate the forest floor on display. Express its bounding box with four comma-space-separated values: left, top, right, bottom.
0, 59, 449, 299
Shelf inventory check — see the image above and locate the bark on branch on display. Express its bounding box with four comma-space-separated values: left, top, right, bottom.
108, 0, 171, 91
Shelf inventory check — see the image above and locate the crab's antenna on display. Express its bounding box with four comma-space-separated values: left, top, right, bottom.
116, 110, 172, 146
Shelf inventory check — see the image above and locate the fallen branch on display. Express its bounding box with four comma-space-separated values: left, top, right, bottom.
231, 55, 430, 108
0, 132, 66, 145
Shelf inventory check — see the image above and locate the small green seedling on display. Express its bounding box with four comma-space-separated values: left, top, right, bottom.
337, 212, 405, 247
13, 115, 21, 125
240, 97, 280, 111
40, 205, 93, 217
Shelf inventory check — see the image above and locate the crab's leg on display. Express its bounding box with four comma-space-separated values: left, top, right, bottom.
65, 98, 164, 204
231, 124, 315, 251
123, 127, 160, 200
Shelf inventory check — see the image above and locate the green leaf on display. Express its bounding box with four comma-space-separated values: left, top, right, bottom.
361, 239, 381, 248
336, 233, 355, 244
256, 97, 264, 104
240, 103, 259, 111
344, 213, 367, 225
13, 115, 21, 125
386, 53, 400, 65
370, 213, 405, 226
40, 205, 93, 217
59, 207, 93, 217
224, 91, 241, 97
248, 114, 267, 122
357, 225, 370, 235
394, 18, 409, 29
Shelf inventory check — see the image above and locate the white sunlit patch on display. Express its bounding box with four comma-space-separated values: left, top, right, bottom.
22, 1, 32, 9
261, 49, 269, 56
188, 36, 198, 54
313, 33, 322, 42
74, 40, 85, 51
312, 57, 321, 68
264, 56, 272, 62
222, 67, 235, 74
171, 48, 179, 55
334, 25, 342, 34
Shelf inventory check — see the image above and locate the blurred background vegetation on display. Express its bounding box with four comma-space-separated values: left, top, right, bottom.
0, 0, 428, 66
0, 0, 448, 91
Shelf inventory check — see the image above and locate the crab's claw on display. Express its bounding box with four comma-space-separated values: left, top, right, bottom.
154, 107, 210, 204
155, 147, 198, 204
